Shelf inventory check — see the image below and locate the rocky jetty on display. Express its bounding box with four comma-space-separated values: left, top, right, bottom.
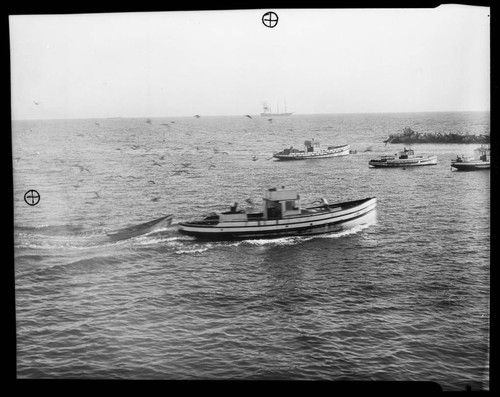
384, 127, 489, 144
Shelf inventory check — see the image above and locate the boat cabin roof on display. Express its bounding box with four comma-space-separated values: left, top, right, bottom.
474, 145, 490, 154
304, 139, 320, 148
264, 187, 299, 201
399, 147, 414, 155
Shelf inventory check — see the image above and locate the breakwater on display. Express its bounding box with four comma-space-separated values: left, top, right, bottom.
385, 127, 490, 144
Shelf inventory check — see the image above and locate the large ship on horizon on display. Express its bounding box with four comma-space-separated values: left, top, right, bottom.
260, 101, 293, 117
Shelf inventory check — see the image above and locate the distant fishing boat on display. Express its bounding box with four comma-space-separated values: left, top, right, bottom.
177, 186, 376, 240
273, 139, 350, 160
260, 101, 293, 117
106, 214, 173, 240
369, 147, 437, 168
451, 145, 490, 171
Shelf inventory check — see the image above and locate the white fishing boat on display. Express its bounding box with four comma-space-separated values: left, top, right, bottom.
177, 187, 376, 240
273, 139, 350, 160
369, 147, 437, 168
451, 145, 490, 171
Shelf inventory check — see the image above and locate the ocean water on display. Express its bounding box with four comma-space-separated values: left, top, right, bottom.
12, 112, 490, 390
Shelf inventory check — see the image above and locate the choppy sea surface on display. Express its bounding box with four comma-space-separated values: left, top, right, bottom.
12, 112, 490, 390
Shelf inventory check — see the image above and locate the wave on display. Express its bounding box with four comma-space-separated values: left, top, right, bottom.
14, 221, 181, 250
15, 224, 88, 236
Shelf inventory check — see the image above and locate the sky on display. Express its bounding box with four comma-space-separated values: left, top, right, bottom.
9, 6, 490, 120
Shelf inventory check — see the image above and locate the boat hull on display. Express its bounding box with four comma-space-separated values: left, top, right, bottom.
260, 113, 293, 117
178, 198, 376, 240
451, 161, 490, 171
273, 145, 350, 160
369, 156, 437, 167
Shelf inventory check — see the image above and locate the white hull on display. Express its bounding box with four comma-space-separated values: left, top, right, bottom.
369, 156, 437, 167
451, 160, 490, 171
274, 145, 350, 160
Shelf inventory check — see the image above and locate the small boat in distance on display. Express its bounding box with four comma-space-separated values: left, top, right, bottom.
369, 147, 437, 168
451, 145, 490, 171
273, 139, 350, 160
106, 214, 173, 240
177, 186, 376, 240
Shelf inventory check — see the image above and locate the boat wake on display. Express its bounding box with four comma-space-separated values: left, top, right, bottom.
14, 222, 179, 251
15, 211, 376, 255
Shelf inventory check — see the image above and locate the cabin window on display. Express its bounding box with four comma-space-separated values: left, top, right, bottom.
285, 200, 298, 211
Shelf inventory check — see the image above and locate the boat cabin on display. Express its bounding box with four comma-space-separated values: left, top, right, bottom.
304, 139, 321, 152
263, 187, 301, 220
474, 145, 490, 161
398, 147, 414, 159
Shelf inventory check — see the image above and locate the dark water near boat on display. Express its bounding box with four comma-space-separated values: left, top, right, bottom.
12, 112, 490, 390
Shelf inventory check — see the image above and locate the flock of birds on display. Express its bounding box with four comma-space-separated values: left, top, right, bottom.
58, 114, 279, 204
22, 108, 369, 206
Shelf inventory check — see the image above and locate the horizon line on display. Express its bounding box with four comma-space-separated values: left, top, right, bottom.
11, 109, 491, 122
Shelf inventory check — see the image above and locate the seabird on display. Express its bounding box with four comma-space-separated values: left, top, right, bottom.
245, 115, 252, 119
74, 164, 91, 173
172, 170, 190, 175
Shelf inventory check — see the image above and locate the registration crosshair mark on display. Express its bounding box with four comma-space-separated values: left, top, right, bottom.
24, 190, 40, 206
262, 12, 279, 28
